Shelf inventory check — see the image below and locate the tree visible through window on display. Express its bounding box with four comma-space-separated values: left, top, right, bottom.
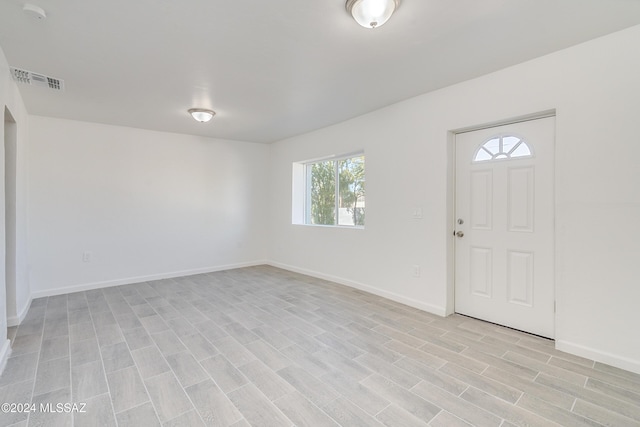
306, 155, 365, 226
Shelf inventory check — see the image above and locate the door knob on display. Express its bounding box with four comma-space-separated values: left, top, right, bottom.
456, 231, 464, 237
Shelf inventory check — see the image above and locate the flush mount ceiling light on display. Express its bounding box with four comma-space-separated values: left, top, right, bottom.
346, 0, 399, 29
188, 108, 215, 123
23, 3, 47, 20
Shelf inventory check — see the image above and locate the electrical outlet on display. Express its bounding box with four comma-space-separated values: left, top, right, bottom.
82, 251, 92, 263
412, 265, 420, 277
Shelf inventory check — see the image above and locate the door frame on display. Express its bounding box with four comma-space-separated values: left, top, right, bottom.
445, 110, 557, 334
3, 107, 19, 330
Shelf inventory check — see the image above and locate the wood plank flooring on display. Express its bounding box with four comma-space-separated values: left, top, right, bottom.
1, 265, 639, 426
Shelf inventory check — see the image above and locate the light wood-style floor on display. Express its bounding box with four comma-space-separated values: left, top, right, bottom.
1, 265, 639, 427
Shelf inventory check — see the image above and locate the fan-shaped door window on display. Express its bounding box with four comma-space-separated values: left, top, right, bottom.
473, 135, 532, 162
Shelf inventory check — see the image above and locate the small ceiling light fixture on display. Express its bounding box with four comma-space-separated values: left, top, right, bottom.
346, 0, 399, 29
188, 108, 215, 123
23, 3, 47, 20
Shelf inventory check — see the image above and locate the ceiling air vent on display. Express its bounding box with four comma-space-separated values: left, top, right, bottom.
10, 67, 64, 91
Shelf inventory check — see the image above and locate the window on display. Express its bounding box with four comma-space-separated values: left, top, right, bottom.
473, 135, 532, 162
293, 153, 365, 227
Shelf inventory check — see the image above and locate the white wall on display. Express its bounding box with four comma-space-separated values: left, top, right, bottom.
268, 25, 640, 373
0, 46, 30, 372
27, 117, 269, 296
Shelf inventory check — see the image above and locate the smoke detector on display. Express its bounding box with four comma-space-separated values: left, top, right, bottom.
10, 67, 64, 91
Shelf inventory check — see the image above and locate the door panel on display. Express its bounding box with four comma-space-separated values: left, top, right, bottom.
507, 167, 534, 232
507, 250, 533, 306
471, 170, 493, 230
455, 117, 555, 338
470, 247, 492, 297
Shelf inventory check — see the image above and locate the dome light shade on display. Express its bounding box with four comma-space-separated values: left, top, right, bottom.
188, 108, 215, 122
346, 0, 399, 29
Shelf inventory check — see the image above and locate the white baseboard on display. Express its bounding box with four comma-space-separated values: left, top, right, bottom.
7, 295, 33, 327
31, 260, 268, 299
268, 261, 447, 317
556, 340, 640, 375
0, 339, 11, 376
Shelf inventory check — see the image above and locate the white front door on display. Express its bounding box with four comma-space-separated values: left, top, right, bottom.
454, 117, 555, 338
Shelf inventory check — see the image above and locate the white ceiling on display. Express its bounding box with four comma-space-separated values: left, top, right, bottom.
1, 0, 639, 143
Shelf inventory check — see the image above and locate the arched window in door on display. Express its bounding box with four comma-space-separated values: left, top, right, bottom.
473, 135, 532, 162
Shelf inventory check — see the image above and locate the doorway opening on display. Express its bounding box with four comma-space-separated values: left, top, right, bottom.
4, 107, 17, 342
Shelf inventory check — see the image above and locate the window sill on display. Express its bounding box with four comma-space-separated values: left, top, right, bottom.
292, 223, 365, 230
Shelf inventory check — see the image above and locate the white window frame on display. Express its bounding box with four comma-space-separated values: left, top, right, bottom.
292, 151, 365, 228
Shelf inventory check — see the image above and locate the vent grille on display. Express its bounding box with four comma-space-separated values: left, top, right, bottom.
10, 67, 64, 91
